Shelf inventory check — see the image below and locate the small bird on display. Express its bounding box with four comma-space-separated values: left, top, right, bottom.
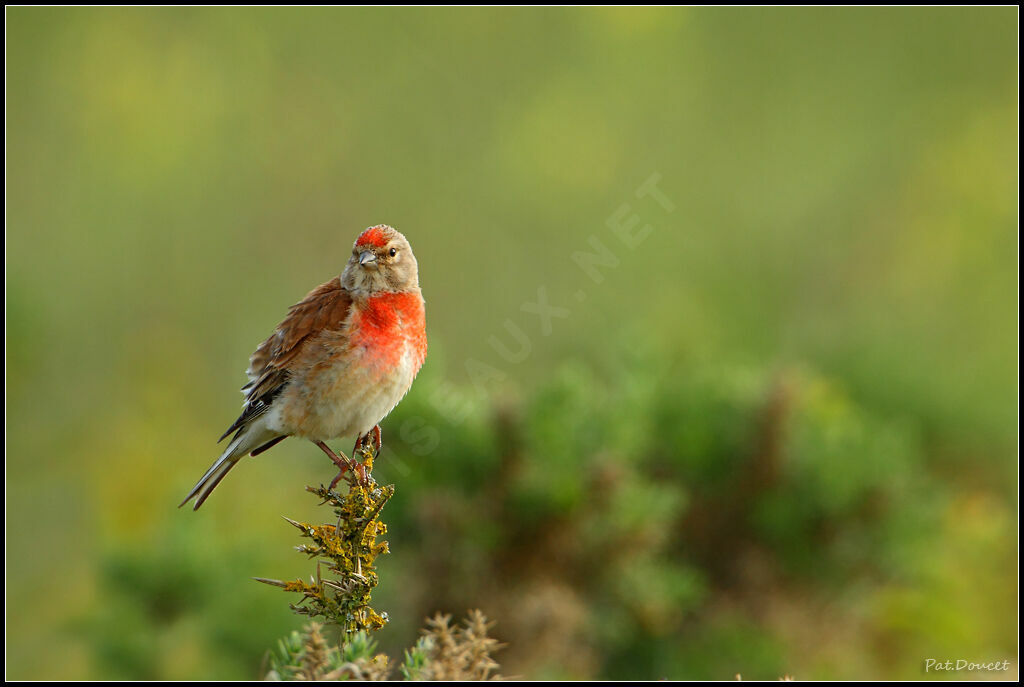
180, 224, 427, 510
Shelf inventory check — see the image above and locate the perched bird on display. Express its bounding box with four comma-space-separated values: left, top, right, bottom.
180, 224, 427, 510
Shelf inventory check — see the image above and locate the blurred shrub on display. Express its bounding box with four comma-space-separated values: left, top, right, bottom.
80, 352, 1013, 680
374, 354, 1009, 680
81, 520, 296, 680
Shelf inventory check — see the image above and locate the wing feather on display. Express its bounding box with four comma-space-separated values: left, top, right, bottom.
219, 277, 353, 442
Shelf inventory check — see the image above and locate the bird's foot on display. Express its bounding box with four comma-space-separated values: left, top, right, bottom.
315, 440, 359, 491
353, 425, 382, 458
349, 425, 381, 487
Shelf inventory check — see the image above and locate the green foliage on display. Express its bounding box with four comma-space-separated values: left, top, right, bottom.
70, 350, 1015, 681
399, 637, 431, 681
267, 624, 342, 681
265, 613, 503, 681
374, 356, 1013, 680
266, 624, 391, 681
80, 520, 299, 680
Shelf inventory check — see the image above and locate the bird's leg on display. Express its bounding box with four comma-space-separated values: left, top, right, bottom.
314, 439, 352, 471
314, 440, 358, 491
350, 430, 378, 487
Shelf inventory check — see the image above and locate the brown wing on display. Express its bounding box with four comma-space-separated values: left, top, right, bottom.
218, 277, 353, 442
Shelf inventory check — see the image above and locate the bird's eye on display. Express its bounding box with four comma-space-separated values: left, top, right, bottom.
389, 248, 397, 257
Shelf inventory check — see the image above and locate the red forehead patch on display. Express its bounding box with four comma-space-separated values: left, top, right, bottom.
356, 225, 390, 248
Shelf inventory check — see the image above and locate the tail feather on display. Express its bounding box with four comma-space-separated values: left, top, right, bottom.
180, 419, 282, 510
190, 457, 240, 510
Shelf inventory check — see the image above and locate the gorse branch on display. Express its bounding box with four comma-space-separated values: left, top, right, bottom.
255, 444, 393, 634
259, 444, 505, 680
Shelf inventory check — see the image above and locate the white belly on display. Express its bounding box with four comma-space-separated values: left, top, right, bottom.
269, 343, 418, 441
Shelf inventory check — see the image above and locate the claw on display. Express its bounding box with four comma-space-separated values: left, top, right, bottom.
353, 425, 383, 458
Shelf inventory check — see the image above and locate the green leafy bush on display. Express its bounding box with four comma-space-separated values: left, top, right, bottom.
81, 352, 1013, 680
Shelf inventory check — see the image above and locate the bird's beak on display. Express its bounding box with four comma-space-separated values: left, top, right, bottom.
359, 250, 377, 267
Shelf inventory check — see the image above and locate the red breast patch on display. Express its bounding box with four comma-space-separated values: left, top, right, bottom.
351, 292, 427, 371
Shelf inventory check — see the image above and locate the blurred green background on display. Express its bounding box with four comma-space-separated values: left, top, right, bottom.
5, 6, 1017, 681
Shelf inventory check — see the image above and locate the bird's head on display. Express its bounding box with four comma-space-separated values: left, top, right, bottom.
342, 224, 419, 294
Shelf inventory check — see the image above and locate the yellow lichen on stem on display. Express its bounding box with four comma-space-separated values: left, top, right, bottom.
256, 444, 393, 635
